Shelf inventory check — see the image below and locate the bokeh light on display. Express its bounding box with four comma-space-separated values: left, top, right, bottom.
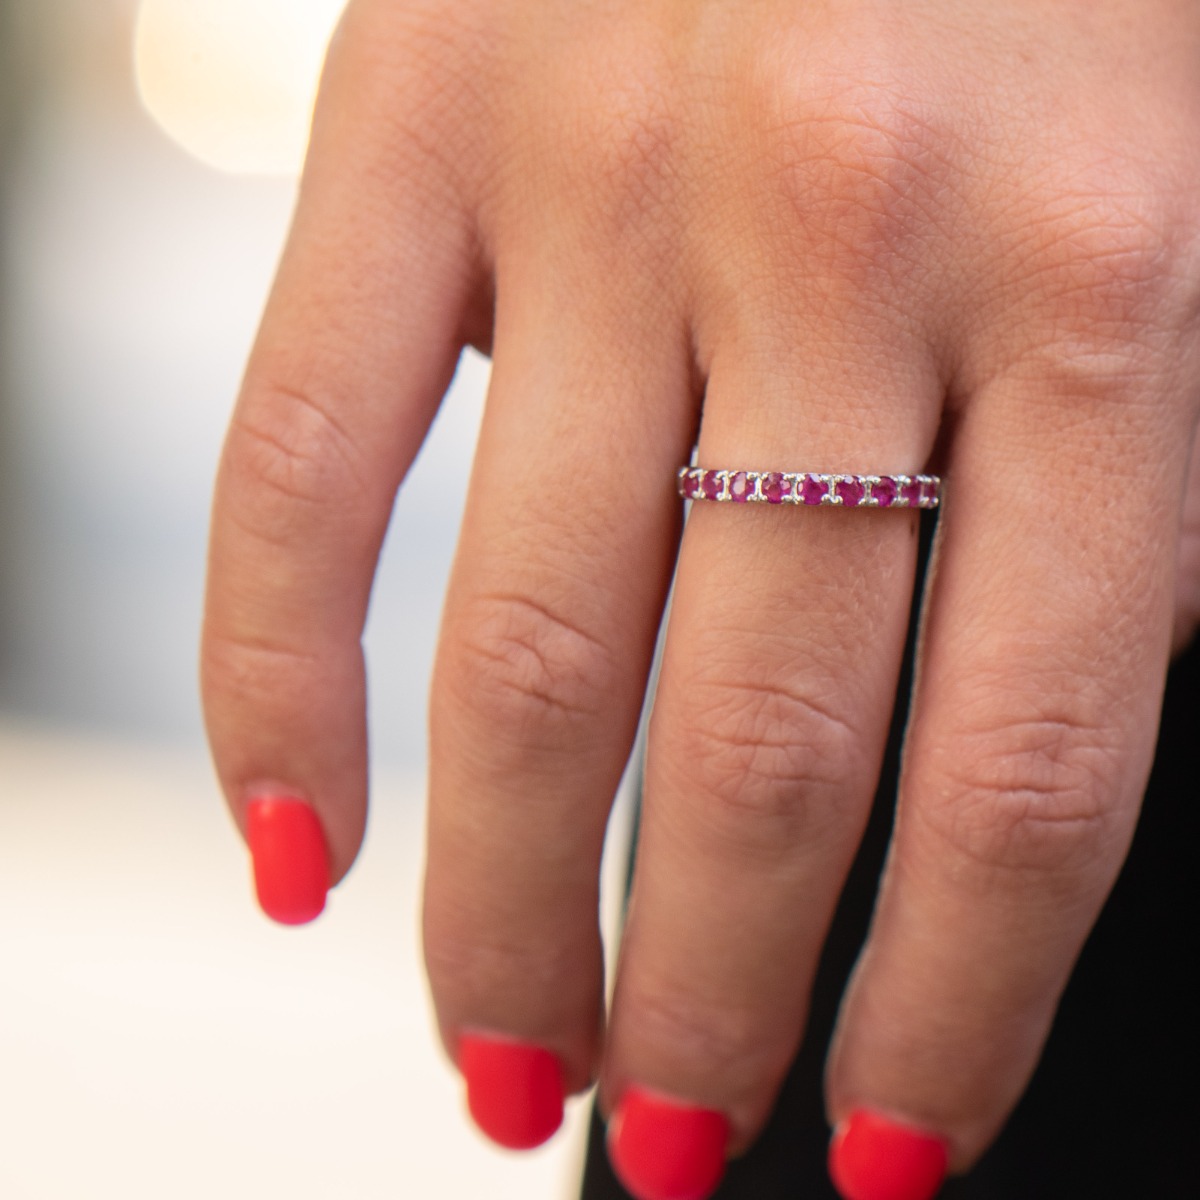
133, 0, 347, 176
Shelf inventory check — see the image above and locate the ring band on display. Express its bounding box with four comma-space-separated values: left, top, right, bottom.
678, 467, 941, 509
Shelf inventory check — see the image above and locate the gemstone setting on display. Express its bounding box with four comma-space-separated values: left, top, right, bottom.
871, 476, 898, 507
679, 466, 940, 510
762, 472, 789, 504
728, 471, 753, 502
834, 476, 866, 507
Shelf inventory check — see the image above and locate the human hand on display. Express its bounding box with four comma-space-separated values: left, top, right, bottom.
201, 1, 1200, 1197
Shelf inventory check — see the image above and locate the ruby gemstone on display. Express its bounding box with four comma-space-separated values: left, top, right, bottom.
835, 476, 866, 507
702, 471, 722, 500
871, 476, 898, 507
729, 471, 752, 502
763, 472, 788, 503
682, 471, 701, 500
800, 475, 828, 505
900, 478, 921, 506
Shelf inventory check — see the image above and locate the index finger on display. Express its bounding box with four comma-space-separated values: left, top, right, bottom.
201, 4, 480, 918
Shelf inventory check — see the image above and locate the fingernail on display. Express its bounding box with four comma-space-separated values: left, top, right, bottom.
608, 1086, 729, 1200
459, 1033, 565, 1150
245, 795, 330, 925
829, 1109, 949, 1200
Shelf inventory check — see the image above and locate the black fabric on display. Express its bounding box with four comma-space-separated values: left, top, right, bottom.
581, 514, 1198, 1199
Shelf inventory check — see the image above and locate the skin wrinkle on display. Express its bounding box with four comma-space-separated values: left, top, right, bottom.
201, 631, 327, 696
652, 542, 905, 866
920, 720, 1126, 841
615, 977, 801, 1113
219, 505, 324, 564
441, 590, 622, 738
228, 396, 374, 511
679, 673, 859, 789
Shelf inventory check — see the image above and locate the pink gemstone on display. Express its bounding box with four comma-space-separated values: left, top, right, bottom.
800, 474, 828, 505
835, 476, 866, 507
900, 478, 921, 506
763, 472, 788, 504
921, 478, 938, 506
728, 471, 752, 502
682, 471, 701, 500
702, 471, 722, 500
871, 476, 898, 507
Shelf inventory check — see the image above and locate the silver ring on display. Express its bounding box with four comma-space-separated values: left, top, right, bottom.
677, 467, 941, 509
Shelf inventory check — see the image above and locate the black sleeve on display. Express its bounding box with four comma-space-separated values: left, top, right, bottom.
581, 512, 1199, 1200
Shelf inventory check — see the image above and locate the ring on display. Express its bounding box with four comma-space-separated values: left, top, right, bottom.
677, 467, 941, 508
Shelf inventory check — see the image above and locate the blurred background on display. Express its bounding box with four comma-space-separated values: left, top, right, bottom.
0, 3, 625, 1195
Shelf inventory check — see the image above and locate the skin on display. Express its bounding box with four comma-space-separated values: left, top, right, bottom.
201, 0, 1200, 1173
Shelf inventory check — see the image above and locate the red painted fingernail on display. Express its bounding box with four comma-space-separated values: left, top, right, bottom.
459, 1033, 565, 1150
829, 1109, 949, 1200
608, 1087, 729, 1200
245, 796, 330, 925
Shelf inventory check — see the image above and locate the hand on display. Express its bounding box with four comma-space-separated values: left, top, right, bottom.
201, 1, 1200, 1196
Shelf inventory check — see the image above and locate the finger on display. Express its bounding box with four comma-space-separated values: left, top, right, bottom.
826, 303, 1199, 1185
600, 301, 944, 1197
423, 232, 695, 1143
201, 4, 480, 919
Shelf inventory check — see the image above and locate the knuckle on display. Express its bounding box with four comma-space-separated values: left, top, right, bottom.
666, 672, 861, 852
325, 0, 492, 196
921, 710, 1127, 880
1016, 172, 1193, 336
335, 0, 479, 106
549, 46, 683, 237
437, 592, 619, 759
755, 70, 953, 264
224, 380, 372, 548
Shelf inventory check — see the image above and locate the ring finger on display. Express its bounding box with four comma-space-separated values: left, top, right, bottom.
602, 286, 944, 1198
